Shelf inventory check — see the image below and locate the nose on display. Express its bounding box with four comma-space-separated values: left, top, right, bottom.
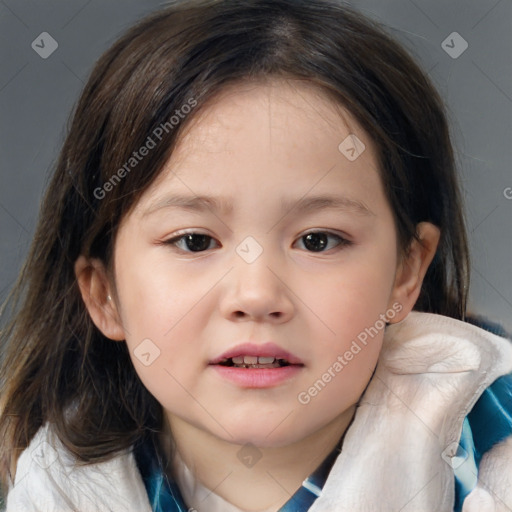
219, 245, 295, 324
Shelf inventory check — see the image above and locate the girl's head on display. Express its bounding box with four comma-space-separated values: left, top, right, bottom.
0, 0, 469, 488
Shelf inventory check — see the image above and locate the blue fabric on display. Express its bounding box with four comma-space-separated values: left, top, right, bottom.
453, 372, 512, 511
453, 417, 478, 510
134, 436, 190, 512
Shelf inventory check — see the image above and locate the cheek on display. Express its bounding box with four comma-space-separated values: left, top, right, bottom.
114, 248, 208, 337
304, 249, 396, 340
117, 279, 205, 411
297, 245, 396, 397
112, 248, 221, 384
297, 297, 386, 420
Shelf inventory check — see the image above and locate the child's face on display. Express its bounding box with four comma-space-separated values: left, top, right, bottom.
108, 80, 413, 447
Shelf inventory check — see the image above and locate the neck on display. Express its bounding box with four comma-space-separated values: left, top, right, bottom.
161, 406, 356, 512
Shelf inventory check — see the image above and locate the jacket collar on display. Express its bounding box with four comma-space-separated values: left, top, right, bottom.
308, 312, 512, 512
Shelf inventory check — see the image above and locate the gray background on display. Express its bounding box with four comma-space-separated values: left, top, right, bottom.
1, 0, 511, 331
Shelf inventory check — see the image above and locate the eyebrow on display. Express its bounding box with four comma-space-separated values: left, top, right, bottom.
142, 193, 374, 218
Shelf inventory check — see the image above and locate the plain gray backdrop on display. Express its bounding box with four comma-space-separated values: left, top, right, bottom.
1, 0, 511, 330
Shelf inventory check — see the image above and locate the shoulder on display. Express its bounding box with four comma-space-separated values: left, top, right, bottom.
5, 422, 151, 512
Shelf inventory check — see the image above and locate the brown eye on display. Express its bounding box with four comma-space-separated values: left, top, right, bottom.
164, 233, 218, 252
296, 231, 351, 252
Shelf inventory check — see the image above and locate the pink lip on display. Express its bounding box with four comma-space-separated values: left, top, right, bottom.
209, 342, 303, 365
210, 365, 303, 388
208, 342, 304, 389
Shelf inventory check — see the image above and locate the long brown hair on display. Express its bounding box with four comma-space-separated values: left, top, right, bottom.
0, 0, 469, 493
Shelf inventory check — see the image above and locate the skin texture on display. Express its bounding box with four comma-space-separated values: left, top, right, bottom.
75, 79, 440, 511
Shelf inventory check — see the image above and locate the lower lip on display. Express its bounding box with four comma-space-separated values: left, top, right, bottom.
210, 364, 303, 388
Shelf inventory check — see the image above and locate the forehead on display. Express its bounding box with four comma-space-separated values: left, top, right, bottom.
173, 78, 365, 161
131, 78, 384, 220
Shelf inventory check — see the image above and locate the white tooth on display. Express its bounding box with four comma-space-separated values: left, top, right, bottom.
243, 355, 258, 365
232, 356, 245, 364
258, 356, 275, 364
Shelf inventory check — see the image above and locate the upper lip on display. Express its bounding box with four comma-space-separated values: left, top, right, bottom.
209, 342, 304, 365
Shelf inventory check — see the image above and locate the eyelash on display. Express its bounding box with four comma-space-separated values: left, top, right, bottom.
161, 230, 353, 254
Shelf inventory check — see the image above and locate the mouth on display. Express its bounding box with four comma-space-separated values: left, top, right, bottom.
209, 342, 304, 367
215, 356, 296, 369
208, 344, 304, 387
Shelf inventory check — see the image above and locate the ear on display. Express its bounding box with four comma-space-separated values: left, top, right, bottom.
74, 255, 125, 341
387, 222, 441, 323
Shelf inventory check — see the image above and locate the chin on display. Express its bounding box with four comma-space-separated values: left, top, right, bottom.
211, 419, 310, 449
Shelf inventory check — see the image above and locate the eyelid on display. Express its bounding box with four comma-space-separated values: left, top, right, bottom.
299, 228, 351, 241
166, 228, 210, 239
